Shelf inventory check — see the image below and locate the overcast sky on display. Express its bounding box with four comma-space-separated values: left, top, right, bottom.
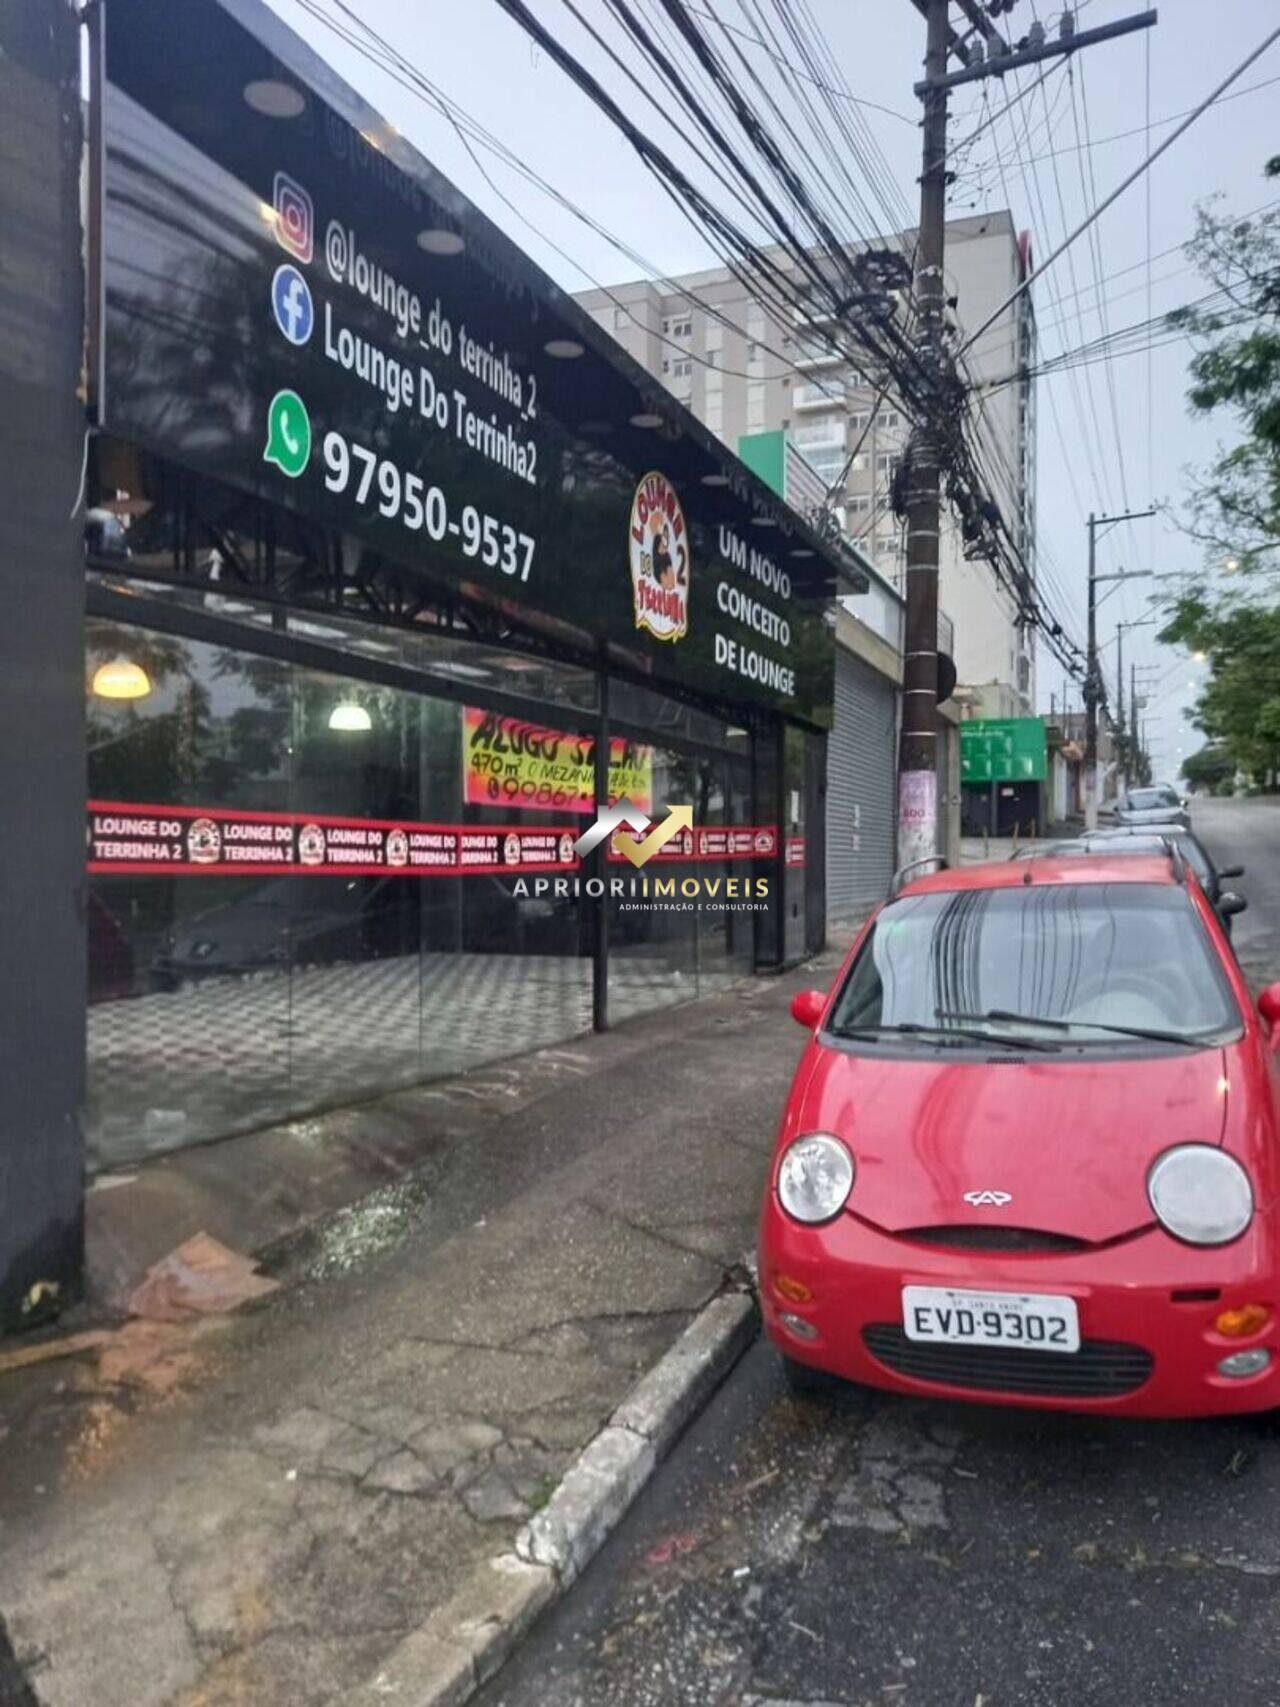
266, 0, 1280, 775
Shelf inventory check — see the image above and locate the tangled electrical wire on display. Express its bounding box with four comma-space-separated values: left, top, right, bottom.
492, 0, 1088, 680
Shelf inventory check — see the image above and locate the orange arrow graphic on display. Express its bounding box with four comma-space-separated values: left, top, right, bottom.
613, 803, 694, 869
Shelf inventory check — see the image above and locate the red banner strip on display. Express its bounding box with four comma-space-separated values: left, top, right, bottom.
87, 802, 781, 878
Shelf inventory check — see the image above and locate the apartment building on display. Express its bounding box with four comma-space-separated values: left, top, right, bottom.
574, 210, 1037, 715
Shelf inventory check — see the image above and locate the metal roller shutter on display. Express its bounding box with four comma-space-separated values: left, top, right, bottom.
826, 647, 898, 920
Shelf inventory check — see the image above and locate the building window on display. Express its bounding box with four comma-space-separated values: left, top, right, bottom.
613, 305, 628, 331
876, 409, 900, 428
875, 451, 900, 477
846, 493, 872, 514
663, 315, 692, 339
849, 411, 870, 431
800, 444, 848, 480
662, 357, 691, 378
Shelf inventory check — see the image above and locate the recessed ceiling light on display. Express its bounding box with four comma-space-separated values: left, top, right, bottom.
417, 228, 465, 256
629, 412, 663, 429
544, 338, 584, 359
243, 80, 305, 119
789, 548, 815, 558
579, 419, 614, 435
751, 514, 778, 528
328, 702, 372, 732
701, 473, 730, 487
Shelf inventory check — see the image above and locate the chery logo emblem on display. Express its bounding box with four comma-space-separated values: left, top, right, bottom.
963, 1190, 1012, 1207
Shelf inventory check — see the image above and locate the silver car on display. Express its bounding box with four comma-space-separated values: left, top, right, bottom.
1115, 784, 1190, 830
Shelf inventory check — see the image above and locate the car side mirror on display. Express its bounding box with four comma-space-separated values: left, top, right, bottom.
1258, 984, 1280, 1026
1219, 892, 1248, 919
790, 988, 827, 1030
1219, 864, 1245, 879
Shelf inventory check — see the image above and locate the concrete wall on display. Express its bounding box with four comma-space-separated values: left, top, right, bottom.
0, 0, 86, 1326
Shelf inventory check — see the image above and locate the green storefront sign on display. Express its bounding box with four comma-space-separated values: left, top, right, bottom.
960, 717, 1047, 783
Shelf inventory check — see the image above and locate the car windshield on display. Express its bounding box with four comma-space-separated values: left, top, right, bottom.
829, 882, 1240, 1048
1126, 788, 1178, 810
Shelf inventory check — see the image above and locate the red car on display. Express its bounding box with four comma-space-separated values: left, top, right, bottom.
760, 854, 1280, 1417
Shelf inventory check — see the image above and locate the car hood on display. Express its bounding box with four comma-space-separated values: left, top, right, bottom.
795, 1041, 1230, 1243
1119, 807, 1185, 823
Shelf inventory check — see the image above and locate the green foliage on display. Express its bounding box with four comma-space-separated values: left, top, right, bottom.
1179, 744, 1234, 794
1168, 169, 1280, 571
1159, 597, 1280, 781
1158, 163, 1280, 787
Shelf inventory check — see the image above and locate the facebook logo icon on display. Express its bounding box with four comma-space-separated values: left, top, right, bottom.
271, 263, 314, 346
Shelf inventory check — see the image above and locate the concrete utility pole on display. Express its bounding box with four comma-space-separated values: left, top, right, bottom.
895, 0, 950, 874
1084, 508, 1156, 826
900, 1, 1158, 866
1115, 616, 1155, 793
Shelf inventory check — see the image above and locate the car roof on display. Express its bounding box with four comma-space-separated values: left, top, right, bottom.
901, 854, 1179, 897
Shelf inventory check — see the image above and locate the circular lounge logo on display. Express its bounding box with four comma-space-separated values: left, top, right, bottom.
298, 823, 326, 866
187, 818, 222, 865
386, 828, 409, 868
629, 472, 689, 643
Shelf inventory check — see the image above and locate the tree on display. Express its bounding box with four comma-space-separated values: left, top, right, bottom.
1180, 744, 1235, 795
1159, 598, 1280, 785
1167, 159, 1280, 575
1157, 161, 1280, 786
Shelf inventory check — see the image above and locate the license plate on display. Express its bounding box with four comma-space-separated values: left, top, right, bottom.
902, 1286, 1080, 1354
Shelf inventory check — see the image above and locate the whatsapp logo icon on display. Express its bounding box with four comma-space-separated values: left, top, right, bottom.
263, 388, 312, 479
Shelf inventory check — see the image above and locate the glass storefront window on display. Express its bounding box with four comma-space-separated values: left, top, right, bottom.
86, 617, 593, 1166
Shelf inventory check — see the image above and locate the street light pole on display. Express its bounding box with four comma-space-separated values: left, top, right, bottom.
1084, 507, 1156, 827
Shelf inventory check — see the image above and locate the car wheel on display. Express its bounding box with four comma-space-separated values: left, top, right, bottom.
779, 1351, 837, 1397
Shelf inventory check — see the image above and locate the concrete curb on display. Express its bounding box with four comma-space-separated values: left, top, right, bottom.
351, 1286, 758, 1705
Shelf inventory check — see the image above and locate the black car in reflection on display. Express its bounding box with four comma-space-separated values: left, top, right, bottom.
150, 874, 578, 990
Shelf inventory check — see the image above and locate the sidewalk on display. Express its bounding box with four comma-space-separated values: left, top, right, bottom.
0, 936, 852, 1707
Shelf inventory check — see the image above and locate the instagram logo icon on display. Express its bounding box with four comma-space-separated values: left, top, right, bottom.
272, 171, 313, 265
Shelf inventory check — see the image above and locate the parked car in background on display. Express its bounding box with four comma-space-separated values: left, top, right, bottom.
761, 851, 1280, 1418
1014, 827, 1248, 933
1087, 826, 1245, 912
1116, 784, 1190, 830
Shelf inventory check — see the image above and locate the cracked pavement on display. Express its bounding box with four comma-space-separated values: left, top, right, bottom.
473, 798, 1280, 1707
0, 953, 843, 1705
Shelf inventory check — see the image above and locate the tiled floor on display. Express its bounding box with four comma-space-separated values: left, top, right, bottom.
87, 948, 748, 1167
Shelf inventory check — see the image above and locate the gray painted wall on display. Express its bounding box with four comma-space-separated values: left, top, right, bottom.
0, 0, 86, 1325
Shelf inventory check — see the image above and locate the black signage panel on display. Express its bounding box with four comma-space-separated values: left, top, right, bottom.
98, 0, 835, 725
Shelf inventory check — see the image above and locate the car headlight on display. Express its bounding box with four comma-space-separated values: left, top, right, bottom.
777, 1133, 854, 1225
1147, 1145, 1254, 1246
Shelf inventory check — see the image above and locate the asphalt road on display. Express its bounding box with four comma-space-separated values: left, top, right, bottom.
477, 794, 1280, 1707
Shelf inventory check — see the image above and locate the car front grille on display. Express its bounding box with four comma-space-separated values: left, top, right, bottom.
862, 1324, 1154, 1399
900, 1225, 1089, 1254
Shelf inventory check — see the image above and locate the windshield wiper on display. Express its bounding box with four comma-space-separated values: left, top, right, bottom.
937, 1008, 1201, 1049
831, 1020, 1059, 1052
